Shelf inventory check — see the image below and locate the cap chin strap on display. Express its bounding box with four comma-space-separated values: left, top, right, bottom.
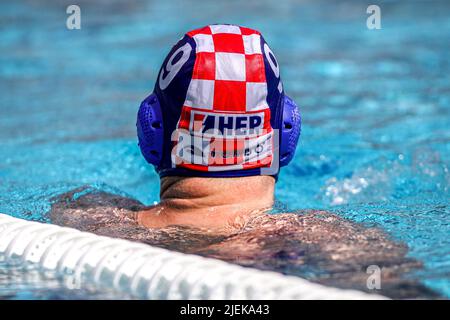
137, 93, 301, 175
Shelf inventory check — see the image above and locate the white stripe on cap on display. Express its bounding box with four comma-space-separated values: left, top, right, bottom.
243, 34, 262, 54
215, 52, 246, 81
193, 34, 215, 53
185, 79, 215, 109
210, 24, 242, 34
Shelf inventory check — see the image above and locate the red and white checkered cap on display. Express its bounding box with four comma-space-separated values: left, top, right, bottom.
154, 24, 284, 177
184, 25, 269, 113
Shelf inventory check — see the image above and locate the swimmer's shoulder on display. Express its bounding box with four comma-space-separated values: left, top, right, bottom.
50, 186, 145, 230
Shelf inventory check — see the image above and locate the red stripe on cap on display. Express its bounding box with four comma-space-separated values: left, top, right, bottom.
186, 26, 212, 37
177, 106, 192, 130
192, 52, 216, 80
239, 26, 261, 35
245, 54, 266, 82
213, 80, 246, 112
213, 33, 245, 53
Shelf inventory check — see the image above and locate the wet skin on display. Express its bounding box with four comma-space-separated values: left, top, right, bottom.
50, 186, 440, 299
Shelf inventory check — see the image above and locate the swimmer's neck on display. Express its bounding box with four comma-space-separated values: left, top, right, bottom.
136, 175, 275, 231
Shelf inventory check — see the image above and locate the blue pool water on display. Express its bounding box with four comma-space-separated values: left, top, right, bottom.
0, 0, 449, 298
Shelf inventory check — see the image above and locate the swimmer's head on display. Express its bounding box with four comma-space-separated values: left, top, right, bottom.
137, 24, 301, 179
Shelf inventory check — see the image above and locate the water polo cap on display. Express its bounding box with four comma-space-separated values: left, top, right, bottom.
137, 24, 301, 178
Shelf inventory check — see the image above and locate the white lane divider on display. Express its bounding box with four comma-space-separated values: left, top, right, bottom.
0, 213, 386, 299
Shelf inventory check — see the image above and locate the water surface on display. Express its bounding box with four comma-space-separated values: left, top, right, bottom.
0, 0, 449, 298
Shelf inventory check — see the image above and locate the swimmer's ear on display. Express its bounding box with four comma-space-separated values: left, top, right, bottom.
279, 95, 301, 167
137, 93, 164, 167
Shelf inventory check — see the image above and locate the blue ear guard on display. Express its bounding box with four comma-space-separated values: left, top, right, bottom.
279, 95, 302, 167
137, 93, 301, 172
136, 93, 164, 167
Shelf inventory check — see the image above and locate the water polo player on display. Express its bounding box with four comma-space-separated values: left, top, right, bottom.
135, 24, 301, 231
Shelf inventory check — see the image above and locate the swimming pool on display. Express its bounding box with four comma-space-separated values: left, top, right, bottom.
0, 0, 449, 299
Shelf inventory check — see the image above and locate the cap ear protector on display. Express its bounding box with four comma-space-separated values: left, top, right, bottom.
279, 95, 302, 167
137, 92, 301, 169
136, 93, 164, 166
